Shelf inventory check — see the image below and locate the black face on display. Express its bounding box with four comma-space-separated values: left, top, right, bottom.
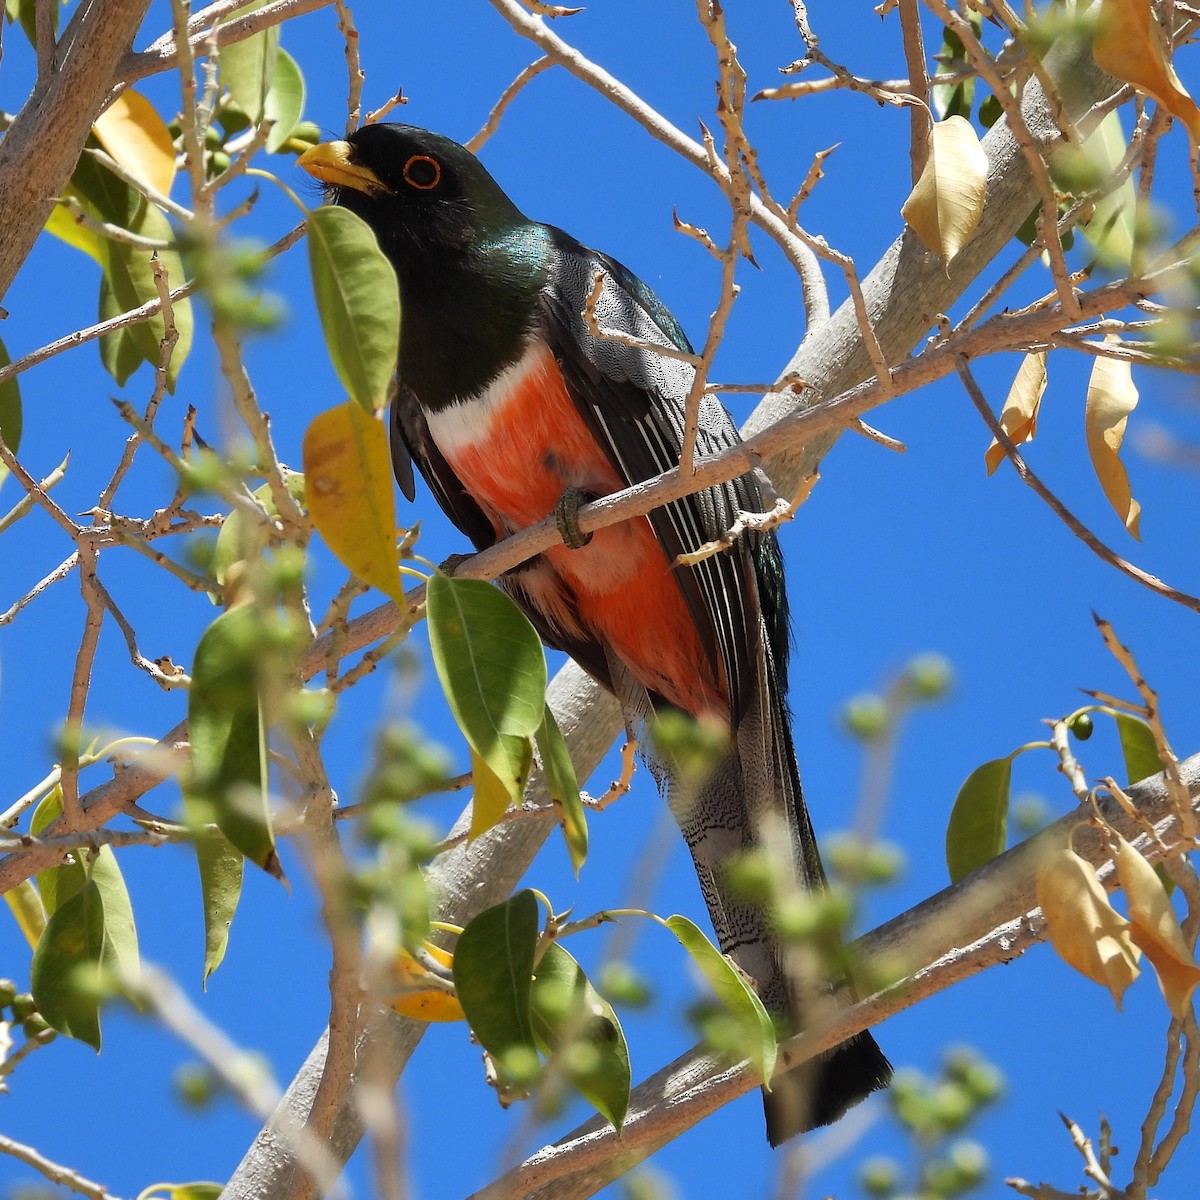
328, 124, 522, 260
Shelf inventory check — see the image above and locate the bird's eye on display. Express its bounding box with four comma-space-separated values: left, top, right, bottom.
402, 154, 441, 191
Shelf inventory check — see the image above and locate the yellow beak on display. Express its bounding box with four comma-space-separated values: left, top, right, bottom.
297, 140, 388, 196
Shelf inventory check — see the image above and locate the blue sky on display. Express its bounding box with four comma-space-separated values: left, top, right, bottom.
1, 2, 1198, 1197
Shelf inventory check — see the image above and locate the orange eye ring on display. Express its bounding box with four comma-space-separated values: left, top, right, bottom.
403, 154, 441, 190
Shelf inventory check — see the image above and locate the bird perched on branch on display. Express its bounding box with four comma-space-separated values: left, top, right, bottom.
299, 123, 890, 1143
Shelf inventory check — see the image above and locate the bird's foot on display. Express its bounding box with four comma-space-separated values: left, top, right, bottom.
438, 552, 474, 577
555, 487, 596, 550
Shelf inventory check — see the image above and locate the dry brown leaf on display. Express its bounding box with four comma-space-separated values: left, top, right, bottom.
1094, 0, 1200, 143
1114, 837, 1200, 1018
901, 116, 989, 263
1085, 343, 1142, 539
1037, 835, 1141, 1007
93, 88, 178, 198
986, 351, 1048, 474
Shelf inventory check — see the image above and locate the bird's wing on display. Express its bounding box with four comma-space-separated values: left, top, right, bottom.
537, 227, 765, 723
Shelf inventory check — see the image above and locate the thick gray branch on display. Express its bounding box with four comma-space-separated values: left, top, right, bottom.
744, 35, 1114, 493
0, 0, 153, 303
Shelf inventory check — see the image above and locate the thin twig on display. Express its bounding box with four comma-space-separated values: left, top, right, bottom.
956, 356, 1200, 614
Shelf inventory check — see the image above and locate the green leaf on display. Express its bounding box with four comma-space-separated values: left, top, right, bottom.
426, 574, 547, 803
99, 274, 145, 388
196, 830, 244, 985
136, 1185, 224, 1200
30, 852, 140, 1050
0, 336, 22, 489
946, 756, 1012, 883
1116, 713, 1161, 785
306, 205, 400, 412
4, 878, 46, 949
264, 48, 306, 153
184, 605, 281, 879
663, 914, 777, 1085
5, 0, 58, 46
1076, 112, 1137, 269
218, 1, 279, 125
530, 942, 630, 1130
932, 24, 975, 121
31, 886, 104, 1049
32, 786, 85, 916
64, 148, 193, 391
101, 204, 193, 392
210, 472, 306, 602
535, 704, 586, 874
453, 890, 540, 1087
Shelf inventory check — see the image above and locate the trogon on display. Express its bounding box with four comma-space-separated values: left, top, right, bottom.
299, 123, 891, 1144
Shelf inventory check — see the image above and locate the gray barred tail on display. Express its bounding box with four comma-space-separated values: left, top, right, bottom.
667, 652, 892, 1143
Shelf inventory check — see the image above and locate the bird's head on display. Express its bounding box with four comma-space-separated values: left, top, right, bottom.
298, 123, 526, 260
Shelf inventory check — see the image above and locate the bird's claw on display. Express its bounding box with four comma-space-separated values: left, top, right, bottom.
555, 487, 594, 549
438, 552, 474, 577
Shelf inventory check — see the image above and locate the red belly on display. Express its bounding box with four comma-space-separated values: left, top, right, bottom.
433, 341, 728, 720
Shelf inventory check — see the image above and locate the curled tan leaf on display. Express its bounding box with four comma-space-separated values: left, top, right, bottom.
1094, 0, 1200, 143
986, 351, 1048, 474
1036, 834, 1141, 1007
1114, 838, 1200, 1018
1085, 343, 1142, 539
901, 116, 989, 263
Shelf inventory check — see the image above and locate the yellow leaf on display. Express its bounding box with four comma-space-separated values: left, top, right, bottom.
1094, 0, 1200, 143
390, 942, 465, 1023
1114, 838, 1200, 1018
986, 351, 1047, 474
901, 116, 989, 263
4, 878, 47, 949
93, 89, 178, 198
468, 746, 513, 841
43, 197, 105, 264
302, 401, 406, 605
1085, 343, 1142, 539
1036, 835, 1141, 1007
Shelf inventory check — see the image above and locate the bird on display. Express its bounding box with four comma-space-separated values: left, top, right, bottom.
299, 123, 891, 1143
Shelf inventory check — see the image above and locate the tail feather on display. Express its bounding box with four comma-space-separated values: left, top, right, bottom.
603, 637, 892, 1144
665, 633, 892, 1142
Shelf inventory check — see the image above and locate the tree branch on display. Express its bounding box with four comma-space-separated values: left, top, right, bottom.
0, 0, 153, 303
468, 756, 1200, 1200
